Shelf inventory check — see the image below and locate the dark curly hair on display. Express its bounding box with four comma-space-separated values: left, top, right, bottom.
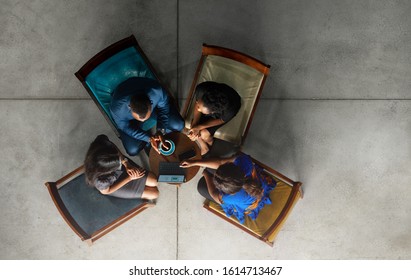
213, 162, 263, 199
195, 81, 236, 119
84, 135, 121, 186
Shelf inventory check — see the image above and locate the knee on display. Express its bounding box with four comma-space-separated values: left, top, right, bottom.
168, 115, 185, 132
170, 120, 184, 132
122, 140, 145, 156
144, 187, 159, 200
124, 145, 142, 156
147, 172, 158, 187
200, 129, 211, 140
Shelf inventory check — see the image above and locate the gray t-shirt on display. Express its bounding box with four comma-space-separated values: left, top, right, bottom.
93, 170, 122, 191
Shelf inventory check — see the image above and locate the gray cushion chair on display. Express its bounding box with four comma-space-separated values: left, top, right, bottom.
45, 166, 154, 244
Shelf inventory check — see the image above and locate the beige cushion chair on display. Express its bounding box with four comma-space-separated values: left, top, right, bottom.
45, 166, 154, 245
182, 44, 270, 152
203, 157, 303, 246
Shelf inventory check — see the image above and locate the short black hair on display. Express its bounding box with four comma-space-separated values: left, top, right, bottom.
129, 93, 151, 117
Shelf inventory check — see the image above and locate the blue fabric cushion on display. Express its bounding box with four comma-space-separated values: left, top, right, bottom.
85, 47, 156, 129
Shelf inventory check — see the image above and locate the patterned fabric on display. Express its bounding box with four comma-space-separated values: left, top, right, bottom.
220, 154, 276, 224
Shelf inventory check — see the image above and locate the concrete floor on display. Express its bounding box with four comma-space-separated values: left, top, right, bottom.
1, 0, 410, 259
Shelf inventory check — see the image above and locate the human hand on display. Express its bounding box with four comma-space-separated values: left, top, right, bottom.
180, 160, 195, 168
182, 127, 190, 135
187, 127, 200, 141
127, 166, 146, 180
150, 134, 165, 154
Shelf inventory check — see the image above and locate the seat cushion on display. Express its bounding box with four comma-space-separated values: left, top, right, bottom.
185, 55, 265, 145
58, 173, 144, 236
84, 46, 156, 127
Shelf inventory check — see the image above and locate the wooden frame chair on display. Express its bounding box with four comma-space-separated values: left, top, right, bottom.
182, 44, 270, 151
203, 157, 303, 247
75, 35, 175, 137
45, 166, 154, 244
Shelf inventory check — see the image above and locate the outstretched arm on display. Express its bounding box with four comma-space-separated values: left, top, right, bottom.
180, 155, 236, 170
191, 118, 224, 131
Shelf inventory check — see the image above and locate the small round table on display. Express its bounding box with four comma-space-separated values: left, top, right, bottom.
149, 132, 201, 185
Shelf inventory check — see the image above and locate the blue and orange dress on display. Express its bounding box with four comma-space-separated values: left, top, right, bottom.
219, 154, 276, 224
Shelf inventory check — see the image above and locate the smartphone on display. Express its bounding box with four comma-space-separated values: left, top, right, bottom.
178, 148, 197, 161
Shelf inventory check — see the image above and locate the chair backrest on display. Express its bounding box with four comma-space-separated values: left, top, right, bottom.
45, 165, 153, 244
203, 156, 302, 246
182, 44, 270, 146
75, 35, 166, 137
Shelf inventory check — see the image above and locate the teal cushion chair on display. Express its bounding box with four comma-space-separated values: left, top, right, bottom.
75, 35, 164, 135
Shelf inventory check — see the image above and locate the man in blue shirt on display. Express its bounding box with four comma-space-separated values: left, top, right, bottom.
110, 77, 184, 156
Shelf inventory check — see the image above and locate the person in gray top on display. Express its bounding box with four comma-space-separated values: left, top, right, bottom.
84, 135, 159, 200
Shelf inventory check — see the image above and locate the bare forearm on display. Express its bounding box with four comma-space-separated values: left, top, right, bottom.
189, 156, 235, 169
203, 171, 221, 204
104, 177, 131, 194
191, 109, 202, 128
194, 118, 224, 130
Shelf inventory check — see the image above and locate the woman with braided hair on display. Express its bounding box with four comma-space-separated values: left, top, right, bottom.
187, 81, 241, 155
180, 153, 276, 224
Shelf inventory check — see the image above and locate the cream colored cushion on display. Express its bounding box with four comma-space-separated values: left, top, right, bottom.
185, 55, 265, 145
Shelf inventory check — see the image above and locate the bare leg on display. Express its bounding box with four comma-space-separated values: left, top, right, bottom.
200, 129, 214, 146
141, 186, 159, 200
141, 172, 159, 200
145, 172, 158, 187
196, 137, 209, 155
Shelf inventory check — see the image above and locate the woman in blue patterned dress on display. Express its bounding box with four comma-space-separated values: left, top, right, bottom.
180, 153, 276, 224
